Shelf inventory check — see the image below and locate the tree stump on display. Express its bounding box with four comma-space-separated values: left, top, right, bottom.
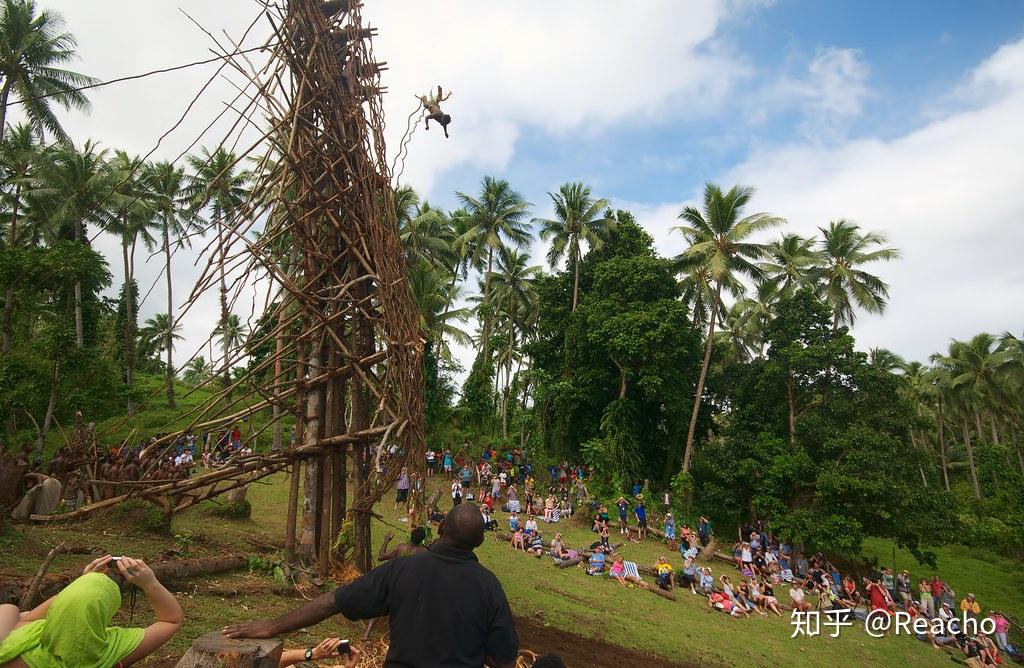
175, 632, 282, 668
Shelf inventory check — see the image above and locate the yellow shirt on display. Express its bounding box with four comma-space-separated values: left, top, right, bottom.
655, 562, 674, 576
960, 599, 980, 614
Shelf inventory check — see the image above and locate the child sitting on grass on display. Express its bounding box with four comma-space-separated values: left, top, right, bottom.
587, 546, 607, 575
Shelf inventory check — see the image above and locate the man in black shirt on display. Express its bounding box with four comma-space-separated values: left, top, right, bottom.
224, 503, 519, 668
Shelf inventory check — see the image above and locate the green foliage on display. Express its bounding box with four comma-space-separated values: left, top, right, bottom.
460, 350, 495, 429
694, 289, 958, 558
113, 499, 171, 536
531, 211, 700, 487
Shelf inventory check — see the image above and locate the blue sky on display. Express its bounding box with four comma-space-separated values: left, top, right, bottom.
45, 0, 1024, 378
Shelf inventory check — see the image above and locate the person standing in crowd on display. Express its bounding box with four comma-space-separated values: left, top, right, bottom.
451, 478, 463, 507
633, 495, 647, 540
224, 503, 519, 668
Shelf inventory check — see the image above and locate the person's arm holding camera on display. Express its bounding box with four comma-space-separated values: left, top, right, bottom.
279, 637, 360, 667
115, 556, 183, 666
18, 555, 115, 624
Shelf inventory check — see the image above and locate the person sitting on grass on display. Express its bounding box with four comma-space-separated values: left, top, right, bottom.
549, 533, 569, 560
599, 523, 611, 551
0, 556, 182, 668
960, 593, 981, 618
719, 575, 743, 610
526, 530, 546, 558
709, 591, 749, 618
757, 578, 784, 617
278, 637, 360, 667
587, 546, 607, 575
679, 557, 698, 594
789, 582, 812, 612
609, 555, 628, 586
524, 515, 538, 537
654, 557, 674, 591
511, 527, 526, 552
481, 505, 498, 532
697, 567, 715, 596
378, 528, 428, 561
508, 511, 520, 533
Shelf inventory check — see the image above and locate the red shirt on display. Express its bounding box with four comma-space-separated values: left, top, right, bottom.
868, 583, 888, 610
930, 580, 942, 598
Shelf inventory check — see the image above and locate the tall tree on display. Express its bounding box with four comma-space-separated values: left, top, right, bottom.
105, 150, 156, 412
0, 0, 96, 140
488, 246, 541, 438
30, 139, 113, 347
673, 183, 784, 471
535, 182, 612, 311
456, 176, 531, 356
815, 220, 900, 330
187, 147, 249, 398
0, 121, 38, 353
146, 160, 196, 408
214, 313, 249, 380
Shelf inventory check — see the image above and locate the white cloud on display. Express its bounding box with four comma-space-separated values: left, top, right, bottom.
366, 0, 750, 194
721, 38, 1024, 361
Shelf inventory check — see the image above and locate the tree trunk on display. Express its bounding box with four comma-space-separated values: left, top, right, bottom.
989, 415, 1000, 446
163, 220, 177, 408
2, 184, 21, 356
0, 80, 11, 139
298, 344, 322, 562
571, 251, 580, 312
974, 410, 984, 443
937, 400, 950, 491
481, 247, 493, 358
1012, 422, 1023, 476
122, 240, 136, 415
73, 223, 84, 349
32, 358, 60, 465
284, 461, 301, 563
962, 418, 981, 500
787, 371, 796, 445
175, 632, 282, 668
682, 281, 722, 472
217, 215, 231, 399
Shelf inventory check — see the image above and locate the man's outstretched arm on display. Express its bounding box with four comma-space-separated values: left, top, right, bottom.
223, 592, 336, 639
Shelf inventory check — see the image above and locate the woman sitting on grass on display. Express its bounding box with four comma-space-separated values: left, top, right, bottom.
609, 555, 628, 586
550, 533, 570, 560
789, 583, 812, 612
511, 527, 526, 552
708, 591, 749, 618
543, 495, 555, 522
757, 578, 784, 616
587, 546, 607, 575
0, 556, 182, 668
679, 558, 698, 594
527, 530, 546, 558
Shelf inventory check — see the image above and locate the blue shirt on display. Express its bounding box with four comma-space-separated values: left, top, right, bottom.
634, 505, 646, 521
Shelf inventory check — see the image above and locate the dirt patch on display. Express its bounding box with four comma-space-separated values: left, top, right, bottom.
514, 615, 697, 668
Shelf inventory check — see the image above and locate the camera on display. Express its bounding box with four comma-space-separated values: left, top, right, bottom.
338, 640, 351, 655
108, 557, 124, 570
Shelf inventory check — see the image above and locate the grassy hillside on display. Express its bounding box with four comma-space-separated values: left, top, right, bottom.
5, 470, 1020, 666
30, 373, 294, 460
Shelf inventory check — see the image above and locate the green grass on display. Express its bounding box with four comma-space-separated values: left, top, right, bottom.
31, 373, 294, 460
6, 456, 1021, 665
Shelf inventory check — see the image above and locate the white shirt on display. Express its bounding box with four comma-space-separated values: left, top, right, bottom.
451, 482, 462, 498
525, 519, 538, 532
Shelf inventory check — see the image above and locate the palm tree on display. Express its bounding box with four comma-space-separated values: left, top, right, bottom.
182, 355, 213, 385
731, 280, 779, 358
214, 313, 249, 381
0, 122, 39, 353
487, 246, 541, 438
139, 312, 183, 365
400, 197, 457, 272
105, 151, 157, 411
188, 147, 249, 397
815, 220, 900, 330
869, 347, 905, 373
0, 0, 97, 141
760, 233, 820, 298
456, 176, 531, 356
407, 258, 472, 362
146, 160, 197, 408
535, 182, 612, 311
29, 139, 114, 347
932, 334, 1013, 499
673, 183, 784, 471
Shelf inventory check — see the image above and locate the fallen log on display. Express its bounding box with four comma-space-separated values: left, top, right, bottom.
555, 556, 585, 569
630, 578, 676, 601
175, 631, 282, 668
